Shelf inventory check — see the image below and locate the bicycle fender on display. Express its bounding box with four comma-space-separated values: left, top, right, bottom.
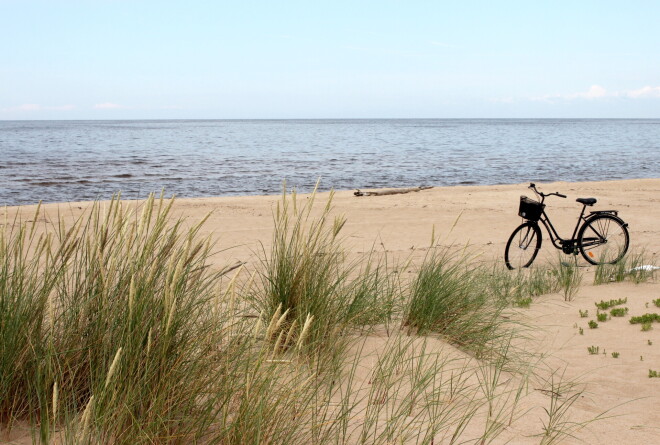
584, 213, 628, 228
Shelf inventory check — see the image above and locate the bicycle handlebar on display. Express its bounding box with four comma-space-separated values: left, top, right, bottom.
528, 183, 566, 199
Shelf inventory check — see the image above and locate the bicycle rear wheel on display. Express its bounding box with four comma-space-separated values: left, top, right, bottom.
578, 214, 629, 265
505, 222, 542, 270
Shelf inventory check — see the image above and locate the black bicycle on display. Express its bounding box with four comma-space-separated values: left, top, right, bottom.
505, 183, 629, 270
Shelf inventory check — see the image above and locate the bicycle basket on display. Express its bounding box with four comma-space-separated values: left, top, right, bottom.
518, 196, 544, 221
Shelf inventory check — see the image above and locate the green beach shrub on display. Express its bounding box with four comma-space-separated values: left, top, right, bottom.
629, 313, 660, 325
610, 307, 629, 317
595, 298, 627, 310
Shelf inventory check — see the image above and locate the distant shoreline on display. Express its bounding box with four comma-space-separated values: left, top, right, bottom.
6, 177, 659, 210
2, 117, 660, 122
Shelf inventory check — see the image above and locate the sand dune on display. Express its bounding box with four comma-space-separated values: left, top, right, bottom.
2, 178, 659, 443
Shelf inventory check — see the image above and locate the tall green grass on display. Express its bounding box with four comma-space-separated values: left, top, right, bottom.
251, 183, 399, 360
0, 194, 247, 443
403, 248, 516, 359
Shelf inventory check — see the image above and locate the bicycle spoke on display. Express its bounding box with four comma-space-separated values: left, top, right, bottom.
579, 215, 628, 264
506, 223, 541, 269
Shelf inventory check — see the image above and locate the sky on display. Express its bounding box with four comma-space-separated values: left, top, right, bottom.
1, 0, 659, 119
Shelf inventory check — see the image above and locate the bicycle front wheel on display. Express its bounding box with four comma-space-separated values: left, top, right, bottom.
505, 222, 542, 270
578, 214, 629, 265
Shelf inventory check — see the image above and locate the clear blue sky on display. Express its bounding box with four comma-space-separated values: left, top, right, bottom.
1, 0, 659, 119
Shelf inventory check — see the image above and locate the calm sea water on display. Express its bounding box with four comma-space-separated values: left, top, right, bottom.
1, 119, 659, 206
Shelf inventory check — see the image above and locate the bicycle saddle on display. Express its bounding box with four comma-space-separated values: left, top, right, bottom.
576, 197, 597, 206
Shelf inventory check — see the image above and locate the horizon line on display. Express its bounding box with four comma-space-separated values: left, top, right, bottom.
2, 117, 660, 122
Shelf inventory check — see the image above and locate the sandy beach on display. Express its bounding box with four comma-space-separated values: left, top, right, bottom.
2, 178, 659, 444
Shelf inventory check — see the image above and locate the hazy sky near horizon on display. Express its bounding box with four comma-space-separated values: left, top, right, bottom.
1, 0, 659, 119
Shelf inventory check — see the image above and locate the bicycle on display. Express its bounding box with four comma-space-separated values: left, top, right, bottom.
504, 183, 630, 270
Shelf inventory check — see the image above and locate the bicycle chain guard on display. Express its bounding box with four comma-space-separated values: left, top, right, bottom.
561, 240, 579, 255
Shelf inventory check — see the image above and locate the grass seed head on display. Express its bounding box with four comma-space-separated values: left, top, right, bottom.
105, 347, 123, 389
52, 381, 58, 421
266, 303, 283, 339
297, 314, 314, 350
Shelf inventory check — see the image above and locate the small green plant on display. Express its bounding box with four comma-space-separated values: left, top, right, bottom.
649, 369, 659, 378
579, 309, 589, 318
595, 298, 627, 310
587, 346, 599, 355
648, 340, 653, 346
653, 298, 660, 308
641, 322, 653, 332
579, 327, 584, 335
515, 296, 533, 308
596, 312, 608, 322
611, 352, 620, 358
536, 368, 609, 445
588, 320, 598, 329
629, 313, 660, 325
610, 307, 629, 317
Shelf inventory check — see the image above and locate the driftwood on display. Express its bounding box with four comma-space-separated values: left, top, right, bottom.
354, 186, 433, 197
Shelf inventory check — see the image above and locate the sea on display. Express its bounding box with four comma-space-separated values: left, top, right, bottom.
1, 119, 659, 206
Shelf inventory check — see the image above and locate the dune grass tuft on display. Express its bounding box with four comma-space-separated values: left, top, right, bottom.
0, 193, 246, 443
550, 255, 582, 301
486, 264, 559, 307
252, 182, 399, 362
403, 247, 516, 359
593, 250, 657, 285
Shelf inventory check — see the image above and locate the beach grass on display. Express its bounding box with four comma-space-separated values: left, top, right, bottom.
250, 182, 401, 364
485, 264, 559, 307
549, 254, 583, 301
0, 189, 613, 444
0, 194, 252, 443
402, 247, 521, 360
593, 249, 657, 285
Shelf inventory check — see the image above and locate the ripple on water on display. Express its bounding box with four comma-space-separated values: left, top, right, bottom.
1, 119, 659, 206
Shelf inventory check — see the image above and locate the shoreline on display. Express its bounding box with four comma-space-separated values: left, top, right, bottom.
5, 176, 659, 209
6, 177, 659, 271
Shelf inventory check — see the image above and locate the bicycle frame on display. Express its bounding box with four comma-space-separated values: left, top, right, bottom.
534, 196, 591, 254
